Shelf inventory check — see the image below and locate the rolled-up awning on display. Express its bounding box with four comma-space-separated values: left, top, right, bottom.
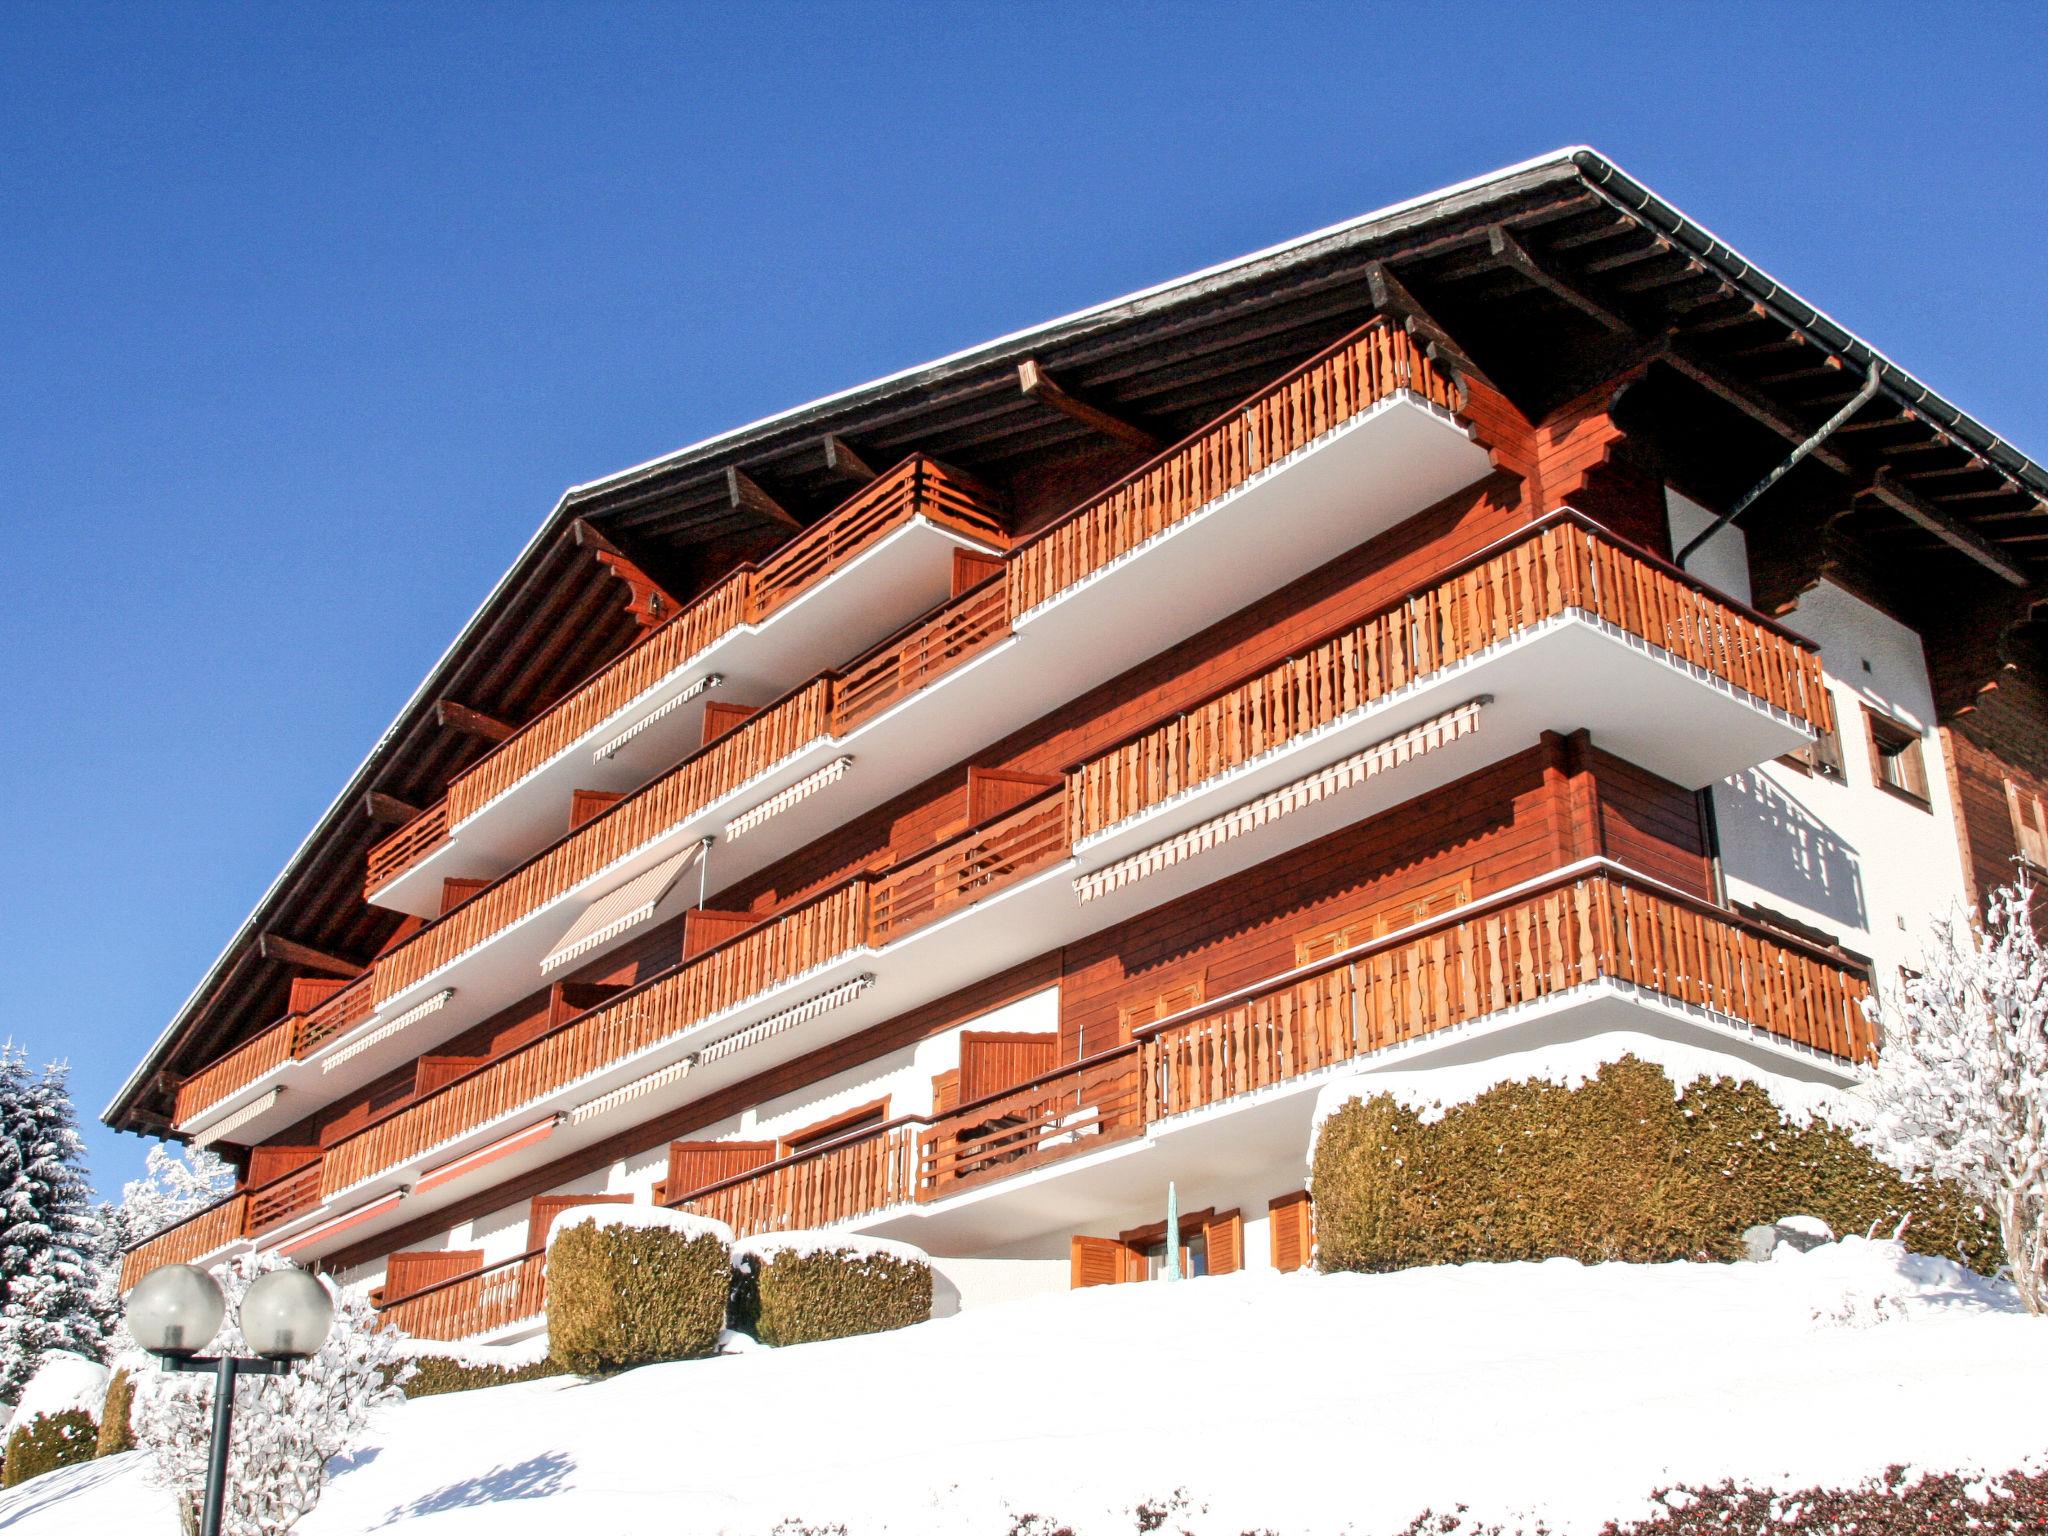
541, 840, 707, 975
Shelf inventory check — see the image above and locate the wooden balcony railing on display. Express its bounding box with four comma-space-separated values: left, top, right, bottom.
359, 458, 1007, 901
378, 1252, 543, 1343
680, 1122, 921, 1238
869, 788, 1069, 943
1070, 512, 1831, 841
293, 973, 377, 1055
366, 800, 452, 897
374, 678, 836, 1004
247, 1159, 324, 1234
1140, 864, 1874, 1123
1008, 319, 1458, 617
831, 577, 1013, 734
917, 1050, 1143, 1195
117, 1192, 249, 1291
173, 1016, 298, 1127
324, 879, 872, 1196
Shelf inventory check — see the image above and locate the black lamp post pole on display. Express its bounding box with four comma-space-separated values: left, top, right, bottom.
163, 1354, 288, 1536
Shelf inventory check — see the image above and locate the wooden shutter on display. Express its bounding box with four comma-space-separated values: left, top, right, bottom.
1118, 973, 1207, 1035
526, 1192, 633, 1250
287, 976, 348, 1015
957, 1030, 1060, 1103
439, 876, 490, 915
1268, 1190, 1314, 1272
1203, 1208, 1244, 1276
930, 1068, 961, 1114
568, 789, 626, 831
414, 1054, 487, 1095
700, 701, 759, 748
682, 908, 756, 960
2009, 779, 2048, 868
951, 549, 1004, 597
1070, 1235, 1139, 1289
384, 1248, 484, 1299
1296, 870, 1472, 964
779, 1101, 889, 1158
664, 1140, 777, 1203
964, 766, 1062, 827
247, 1144, 319, 1185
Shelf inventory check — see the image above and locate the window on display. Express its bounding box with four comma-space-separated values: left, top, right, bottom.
1142, 1232, 1207, 1279
1118, 973, 1207, 1036
1296, 869, 1473, 965
1864, 710, 1930, 806
2007, 779, 2048, 869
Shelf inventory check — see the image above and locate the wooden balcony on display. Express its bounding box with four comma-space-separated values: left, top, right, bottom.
868, 788, 1068, 943
173, 973, 374, 1129
1139, 865, 1875, 1123
117, 1191, 248, 1291
362, 862, 1871, 1341
1070, 511, 1832, 842
1007, 320, 1457, 618
364, 458, 1006, 901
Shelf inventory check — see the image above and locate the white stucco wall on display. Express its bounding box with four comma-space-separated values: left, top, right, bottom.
1666, 490, 1972, 995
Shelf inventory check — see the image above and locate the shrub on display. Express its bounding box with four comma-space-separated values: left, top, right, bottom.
545, 1208, 732, 1375
2, 1410, 98, 1487
94, 1369, 134, 1457
403, 1355, 562, 1399
1312, 1056, 2001, 1275
730, 1233, 932, 1347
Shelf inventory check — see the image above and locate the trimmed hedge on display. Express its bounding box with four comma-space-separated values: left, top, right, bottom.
1312, 1056, 2000, 1275
2, 1410, 98, 1487
547, 1214, 731, 1375
94, 1370, 134, 1458
730, 1238, 932, 1347
403, 1355, 562, 1399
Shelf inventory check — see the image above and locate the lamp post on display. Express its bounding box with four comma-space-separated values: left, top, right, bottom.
124, 1264, 335, 1536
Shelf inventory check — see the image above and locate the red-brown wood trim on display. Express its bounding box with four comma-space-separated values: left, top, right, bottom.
778, 1098, 891, 1159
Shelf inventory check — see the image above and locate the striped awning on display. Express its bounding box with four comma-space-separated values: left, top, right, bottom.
1074, 699, 1486, 903
725, 756, 854, 841
192, 1088, 282, 1147
541, 841, 707, 975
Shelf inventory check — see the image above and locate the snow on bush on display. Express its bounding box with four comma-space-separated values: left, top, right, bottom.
7, 1352, 106, 1430
545, 1206, 731, 1373
543, 1203, 732, 1252
730, 1231, 932, 1347
131, 1252, 413, 1536
1858, 876, 2048, 1313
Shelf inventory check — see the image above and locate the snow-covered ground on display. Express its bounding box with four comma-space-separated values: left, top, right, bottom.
5, 1239, 2042, 1535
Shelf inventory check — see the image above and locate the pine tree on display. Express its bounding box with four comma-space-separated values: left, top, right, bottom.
0, 1047, 110, 1402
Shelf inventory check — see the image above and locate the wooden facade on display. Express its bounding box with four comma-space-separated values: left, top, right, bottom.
113, 155, 2048, 1345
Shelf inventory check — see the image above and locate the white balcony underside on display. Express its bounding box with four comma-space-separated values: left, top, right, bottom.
858, 982, 1862, 1257
239, 612, 1815, 1262
369, 515, 1002, 918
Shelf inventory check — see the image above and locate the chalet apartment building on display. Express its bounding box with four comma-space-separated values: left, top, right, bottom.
108, 149, 2048, 1340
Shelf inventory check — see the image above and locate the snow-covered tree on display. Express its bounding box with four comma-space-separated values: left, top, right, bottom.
104, 1143, 234, 1252
1860, 875, 2048, 1313
0, 1048, 110, 1401
132, 1251, 413, 1536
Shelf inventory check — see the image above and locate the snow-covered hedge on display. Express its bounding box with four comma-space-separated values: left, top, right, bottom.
546, 1207, 733, 1375
1312, 1056, 2000, 1274
94, 1368, 134, 1457
729, 1232, 932, 1347
399, 1336, 559, 1399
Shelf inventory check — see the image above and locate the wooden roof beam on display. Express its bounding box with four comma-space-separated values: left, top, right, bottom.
435, 699, 516, 743
361, 790, 421, 826
1017, 360, 1162, 452
570, 518, 684, 630
257, 931, 364, 978
819, 433, 879, 485
1865, 470, 2031, 588
726, 467, 801, 531
1487, 226, 1633, 333
1363, 260, 1492, 387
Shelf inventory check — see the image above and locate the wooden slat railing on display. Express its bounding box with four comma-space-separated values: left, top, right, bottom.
366, 799, 452, 896
1140, 864, 1874, 1122
379, 1252, 543, 1342
1070, 512, 1831, 841
831, 578, 1012, 734
173, 1015, 298, 1127
246, 1159, 324, 1234
918, 1051, 1143, 1196
323, 880, 872, 1196
293, 973, 377, 1055
869, 788, 1069, 942
753, 458, 1005, 618
375, 678, 836, 1004
118, 1192, 249, 1291
679, 1122, 920, 1238
1008, 319, 1458, 617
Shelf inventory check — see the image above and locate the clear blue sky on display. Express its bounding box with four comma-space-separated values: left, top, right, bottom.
4, 3, 2044, 1199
